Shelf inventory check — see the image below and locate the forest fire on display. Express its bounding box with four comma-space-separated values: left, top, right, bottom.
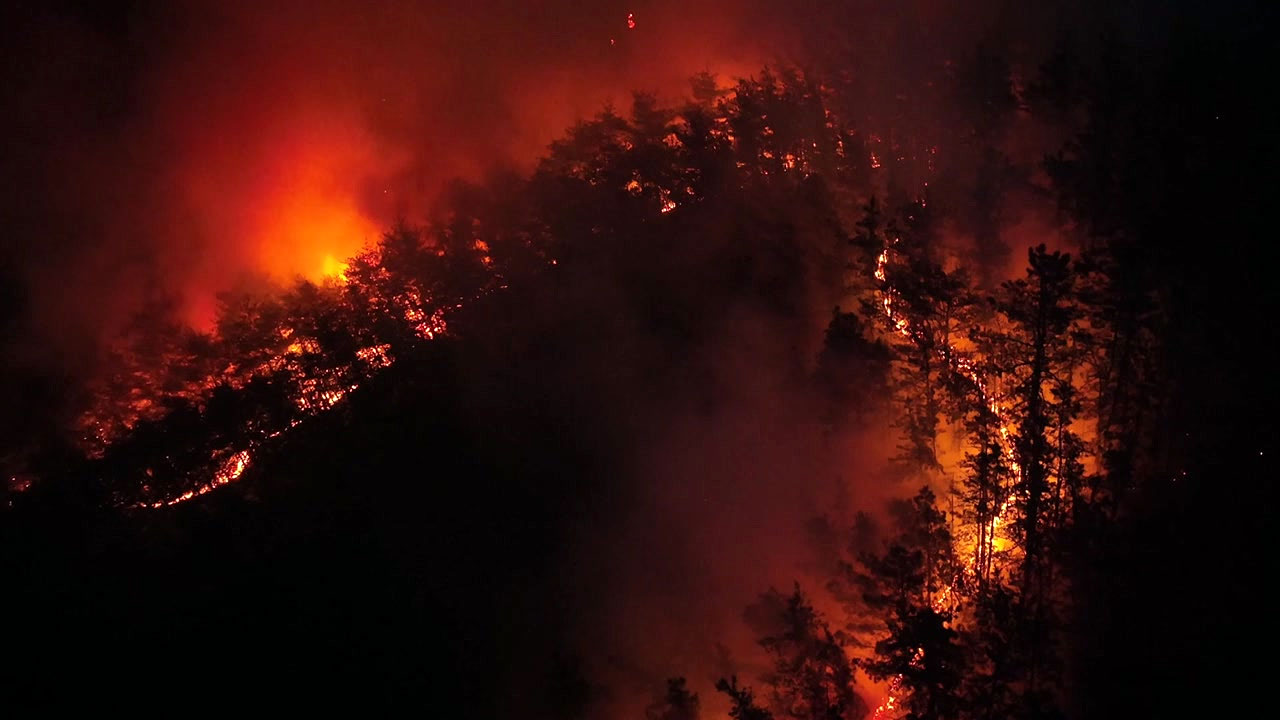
874, 241, 1021, 566
135, 450, 251, 509
249, 143, 380, 287
870, 238, 1024, 720
111, 258, 454, 507
47, 55, 1085, 709
2, 2, 1267, 715
322, 255, 351, 282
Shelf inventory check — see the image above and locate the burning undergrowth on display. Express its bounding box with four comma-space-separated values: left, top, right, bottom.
2, 2, 1272, 711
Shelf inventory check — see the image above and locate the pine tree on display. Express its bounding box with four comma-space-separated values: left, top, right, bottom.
955, 401, 1011, 588
867, 200, 971, 472
749, 585, 867, 720
647, 677, 701, 720
978, 244, 1079, 710
715, 677, 774, 720
856, 488, 966, 720
987, 245, 1076, 595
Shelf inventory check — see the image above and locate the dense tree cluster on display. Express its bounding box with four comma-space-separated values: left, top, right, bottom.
3, 8, 1271, 716
34, 68, 878, 509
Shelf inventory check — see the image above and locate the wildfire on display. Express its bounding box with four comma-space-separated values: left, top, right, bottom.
403, 290, 450, 339
322, 254, 350, 282
870, 236, 1023, 717
874, 239, 1021, 544
872, 682, 900, 720
128, 254, 458, 508
136, 450, 251, 509
356, 344, 393, 368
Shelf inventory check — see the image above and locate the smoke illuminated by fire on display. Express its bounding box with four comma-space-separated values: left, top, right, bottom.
41, 11, 1049, 706
870, 236, 1024, 719
115, 70, 1022, 720
122, 259, 452, 508
253, 158, 379, 284
2, 1, 783, 338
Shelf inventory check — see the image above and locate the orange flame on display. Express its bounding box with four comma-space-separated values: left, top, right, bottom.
870, 236, 1022, 716
137, 450, 251, 509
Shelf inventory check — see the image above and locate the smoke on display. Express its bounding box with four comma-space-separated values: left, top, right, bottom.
1, 0, 1088, 393
2, 1, 770, 338
0, 0, 777, 449
0, 0, 1126, 713
1, 0, 1068, 327
553, 316, 902, 718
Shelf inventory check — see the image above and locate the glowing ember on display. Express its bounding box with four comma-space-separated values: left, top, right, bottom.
872, 681, 900, 720
356, 344, 393, 368
136, 450, 251, 509
870, 232, 1023, 715
129, 274, 457, 507
403, 291, 450, 339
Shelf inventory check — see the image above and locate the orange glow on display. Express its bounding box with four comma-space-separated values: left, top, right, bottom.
322, 254, 351, 282
871, 234, 1023, 715
872, 683, 900, 720
173, 109, 383, 329
137, 450, 251, 509
133, 284, 457, 507
254, 165, 378, 283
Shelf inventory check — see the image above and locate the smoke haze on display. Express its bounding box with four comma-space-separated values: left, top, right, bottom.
9, 1, 1260, 715
0, 3, 1072, 709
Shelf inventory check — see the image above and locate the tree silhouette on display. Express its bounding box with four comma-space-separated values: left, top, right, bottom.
842, 488, 967, 719
647, 677, 701, 720
747, 585, 867, 720
716, 676, 774, 720
814, 309, 892, 430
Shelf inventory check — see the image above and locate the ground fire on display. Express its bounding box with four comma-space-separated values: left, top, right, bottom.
1, 2, 1269, 716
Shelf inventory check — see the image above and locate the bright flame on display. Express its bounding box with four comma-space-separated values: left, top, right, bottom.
136, 288, 454, 507
322, 254, 350, 281
228, 119, 381, 284
870, 236, 1023, 717
259, 192, 375, 283
137, 450, 251, 509
872, 682, 900, 720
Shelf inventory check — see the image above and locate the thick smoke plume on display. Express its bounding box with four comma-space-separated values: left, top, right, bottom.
0, 0, 1052, 701
1, 0, 1062, 455
2, 1, 1070, 338
1, 0, 785, 452
4, 1, 772, 335
9, 1, 1257, 716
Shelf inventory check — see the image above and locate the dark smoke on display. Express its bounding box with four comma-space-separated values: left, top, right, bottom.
4, 0, 1270, 716
0, 0, 1016, 453
0, 0, 1076, 341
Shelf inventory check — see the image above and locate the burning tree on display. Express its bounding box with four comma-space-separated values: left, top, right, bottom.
4, 15, 1265, 711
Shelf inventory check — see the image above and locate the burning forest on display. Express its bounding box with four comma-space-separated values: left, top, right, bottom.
1, 1, 1274, 717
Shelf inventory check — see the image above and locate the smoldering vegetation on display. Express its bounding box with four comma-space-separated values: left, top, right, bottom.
2, 1, 1275, 717
2, 69, 897, 711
